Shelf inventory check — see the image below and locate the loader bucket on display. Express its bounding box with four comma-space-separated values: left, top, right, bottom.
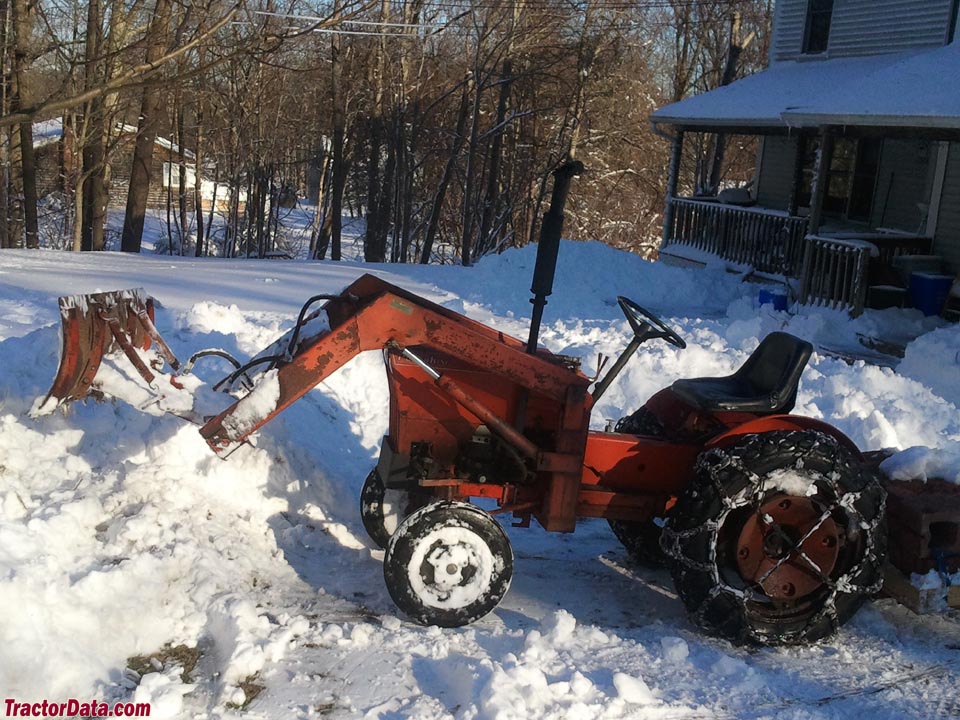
35, 288, 181, 414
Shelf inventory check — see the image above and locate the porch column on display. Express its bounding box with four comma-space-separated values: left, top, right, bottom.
661, 130, 684, 245
807, 127, 833, 235
788, 133, 806, 217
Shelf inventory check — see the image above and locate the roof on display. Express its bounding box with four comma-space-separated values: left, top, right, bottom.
32, 118, 63, 149
30, 118, 196, 161
652, 40, 960, 132
117, 124, 196, 160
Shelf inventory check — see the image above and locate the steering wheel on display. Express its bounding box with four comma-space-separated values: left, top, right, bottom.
617, 296, 686, 349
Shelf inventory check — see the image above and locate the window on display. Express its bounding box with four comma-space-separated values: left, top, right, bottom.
802, 0, 834, 54
950, 0, 959, 43
797, 136, 881, 222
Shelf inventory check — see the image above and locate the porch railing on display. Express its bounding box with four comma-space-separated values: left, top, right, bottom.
798, 236, 871, 315
797, 233, 932, 316
665, 198, 809, 276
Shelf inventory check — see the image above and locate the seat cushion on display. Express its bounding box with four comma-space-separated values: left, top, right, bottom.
669, 332, 813, 414
671, 376, 787, 413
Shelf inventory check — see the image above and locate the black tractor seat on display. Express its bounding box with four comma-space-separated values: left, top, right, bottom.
670, 332, 813, 414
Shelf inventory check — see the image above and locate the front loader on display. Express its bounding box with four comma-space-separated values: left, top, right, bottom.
36, 164, 891, 646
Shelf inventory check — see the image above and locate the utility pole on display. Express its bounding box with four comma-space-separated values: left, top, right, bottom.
706, 12, 754, 195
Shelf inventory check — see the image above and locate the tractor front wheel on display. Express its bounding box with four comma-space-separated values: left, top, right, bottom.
661, 430, 886, 645
360, 469, 417, 549
383, 501, 513, 627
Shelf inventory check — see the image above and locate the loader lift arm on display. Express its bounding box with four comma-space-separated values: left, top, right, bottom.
199, 274, 593, 529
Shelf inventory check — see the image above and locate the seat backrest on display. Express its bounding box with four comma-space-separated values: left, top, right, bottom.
735, 332, 813, 412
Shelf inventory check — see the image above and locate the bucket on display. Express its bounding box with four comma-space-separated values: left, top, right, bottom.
758, 289, 788, 312
908, 272, 953, 316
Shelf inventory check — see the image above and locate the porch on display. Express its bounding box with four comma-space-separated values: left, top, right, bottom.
661, 197, 935, 316
650, 42, 960, 318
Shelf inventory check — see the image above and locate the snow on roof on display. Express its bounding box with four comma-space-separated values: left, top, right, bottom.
116, 123, 197, 160
652, 41, 960, 131
32, 117, 63, 149
30, 118, 198, 160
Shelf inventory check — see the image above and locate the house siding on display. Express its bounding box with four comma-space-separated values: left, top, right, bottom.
934, 142, 960, 274
756, 135, 798, 210
870, 139, 934, 232
770, 0, 807, 63
773, 0, 955, 62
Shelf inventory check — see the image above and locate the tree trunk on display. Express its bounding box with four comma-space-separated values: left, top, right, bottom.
420, 73, 472, 264
329, 0, 345, 261
194, 105, 204, 256
7, 127, 24, 248
120, 0, 173, 253
706, 13, 744, 195
11, 0, 37, 248
364, 122, 384, 262
0, 0, 8, 249
177, 103, 189, 249
309, 150, 330, 259
477, 60, 513, 259
460, 72, 484, 267
16, 120, 38, 248
79, 0, 107, 251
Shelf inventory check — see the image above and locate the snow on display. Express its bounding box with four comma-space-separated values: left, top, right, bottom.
220, 367, 281, 440
32, 117, 63, 149
1, 240, 960, 718
765, 468, 819, 496
116, 123, 197, 160
405, 525, 500, 611
652, 40, 960, 130
881, 445, 960, 484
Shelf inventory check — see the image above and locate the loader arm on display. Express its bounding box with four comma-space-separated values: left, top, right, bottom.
199, 274, 593, 461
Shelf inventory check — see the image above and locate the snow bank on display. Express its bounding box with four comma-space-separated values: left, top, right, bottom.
2, 241, 960, 717
898, 324, 960, 407
881, 446, 960, 484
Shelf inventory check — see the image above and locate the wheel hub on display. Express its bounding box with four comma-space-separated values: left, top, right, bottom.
422, 541, 477, 595
736, 496, 840, 600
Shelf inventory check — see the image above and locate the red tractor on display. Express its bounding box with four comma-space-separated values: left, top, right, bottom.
39, 167, 886, 647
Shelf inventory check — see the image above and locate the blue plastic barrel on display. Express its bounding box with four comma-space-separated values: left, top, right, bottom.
908, 272, 953, 315
758, 289, 788, 311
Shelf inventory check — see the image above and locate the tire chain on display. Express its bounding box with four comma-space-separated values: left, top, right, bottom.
614, 407, 665, 437
660, 430, 887, 644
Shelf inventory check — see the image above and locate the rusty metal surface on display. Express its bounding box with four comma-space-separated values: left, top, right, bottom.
40, 289, 163, 410
580, 431, 699, 495
202, 275, 590, 458
538, 384, 590, 532
886, 478, 960, 574
574, 489, 663, 521
735, 496, 840, 600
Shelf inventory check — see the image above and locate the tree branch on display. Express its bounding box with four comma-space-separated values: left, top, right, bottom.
0, 4, 241, 128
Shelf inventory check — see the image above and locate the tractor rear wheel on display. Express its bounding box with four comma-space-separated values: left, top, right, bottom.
360, 469, 416, 549
614, 406, 664, 437
661, 430, 886, 646
383, 501, 513, 627
608, 519, 668, 567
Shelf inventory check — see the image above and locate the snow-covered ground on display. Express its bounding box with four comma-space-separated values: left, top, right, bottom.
1, 240, 959, 719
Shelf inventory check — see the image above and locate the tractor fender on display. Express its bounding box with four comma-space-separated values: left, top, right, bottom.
705, 415, 862, 459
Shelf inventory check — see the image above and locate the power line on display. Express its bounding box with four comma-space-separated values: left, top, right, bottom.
253, 10, 447, 31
